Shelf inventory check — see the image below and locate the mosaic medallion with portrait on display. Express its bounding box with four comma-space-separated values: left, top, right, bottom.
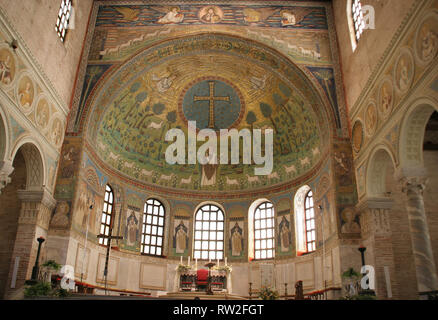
378, 79, 394, 120
51, 117, 64, 147
364, 101, 377, 137
35, 97, 50, 130
415, 11, 438, 65
17, 75, 35, 111
394, 48, 414, 94
198, 6, 224, 24
0, 48, 16, 86
352, 120, 364, 154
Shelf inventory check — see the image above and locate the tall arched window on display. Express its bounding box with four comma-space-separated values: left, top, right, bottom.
193, 204, 224, 260
141, 199, 165, 256
254, 201, 275, 260
304, 190, 316, 252
294, 185, 317, 255
55, 0, 73, 42
352, 0, 365, 42
98, 184, 114, 246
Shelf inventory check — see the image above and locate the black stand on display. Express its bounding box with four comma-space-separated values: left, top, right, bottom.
97, 229, 123, 295
26, 237, 45, 285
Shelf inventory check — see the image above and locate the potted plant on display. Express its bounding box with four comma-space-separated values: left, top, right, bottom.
342, 268, 360, 298
176, 264, 192, 273
258, 286, 279, 300
41, 260, 61, 283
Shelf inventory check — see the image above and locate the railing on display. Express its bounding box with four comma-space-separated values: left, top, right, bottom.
247, 285, 342, 300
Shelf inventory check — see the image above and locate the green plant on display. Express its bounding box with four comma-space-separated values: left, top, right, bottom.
258, 286, 279, 300
214, 265, 232, 273
176, 264, 192, 272
342, 268, 360, 279
24, 282, 52, 298
42, 260, 61, 271
339, 294, 376, 300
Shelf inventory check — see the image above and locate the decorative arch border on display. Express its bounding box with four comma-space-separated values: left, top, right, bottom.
0, 102, 10, 162
398, 97, 438, 169
365, 144, 397, 198
10, 135, 46, 189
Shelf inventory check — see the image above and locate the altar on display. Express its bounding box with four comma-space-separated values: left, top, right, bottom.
174, 263, 232, 294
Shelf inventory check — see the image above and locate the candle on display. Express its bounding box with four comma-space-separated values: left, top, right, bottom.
195, 258, 198, 270
180, 256, 182, 264
217, 258, 219, 266
209, 257, 211, 263
188, 256, 190, 266
225, 257, 227, 266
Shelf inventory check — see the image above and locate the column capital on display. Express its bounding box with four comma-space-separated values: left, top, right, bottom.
356, 197, 394, 212
0, 160, 14, 194
17, 188, 57, 210
396, 166, 428, 195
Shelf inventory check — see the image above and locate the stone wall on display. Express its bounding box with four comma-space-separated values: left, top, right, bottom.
332, 0, 417, 113
0, 0, 93, 107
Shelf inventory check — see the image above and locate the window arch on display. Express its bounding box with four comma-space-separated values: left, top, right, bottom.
98, 184, 114, 246
294, 185, 317, 255
141, 199, 165, 256
193, 204, 224, 260
253, 201, 275, 260
55, 0, 73, 42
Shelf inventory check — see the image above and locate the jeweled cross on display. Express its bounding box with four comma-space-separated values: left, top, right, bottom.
194, 81, 230, 129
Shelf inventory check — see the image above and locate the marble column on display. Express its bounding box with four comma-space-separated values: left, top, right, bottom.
401, 176, 438, 294
5, 188, 56, 298
0, 160, 14, 194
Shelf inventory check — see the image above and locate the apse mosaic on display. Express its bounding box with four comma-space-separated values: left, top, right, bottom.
68, 2, 349, 196
88, 34, 327, 192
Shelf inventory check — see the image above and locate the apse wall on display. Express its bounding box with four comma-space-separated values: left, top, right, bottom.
58, 145, 341, 296
51, 1, 356, 296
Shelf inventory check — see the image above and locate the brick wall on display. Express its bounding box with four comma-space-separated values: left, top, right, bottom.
0, 150, 25, 298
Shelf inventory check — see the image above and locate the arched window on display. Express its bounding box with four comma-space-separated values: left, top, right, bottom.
304, 190, 316, 252
193, 204, 224, 260
254, 201, 275, 260
55, 0, 73, 42
141, 199, 165, 256
294, 185, 317, 255
98, 185, 114, 246
352, 0, 365, 42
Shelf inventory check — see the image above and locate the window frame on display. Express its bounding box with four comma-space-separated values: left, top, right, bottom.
55, 0, 73, 43
141, 198, 166, 257
253, 201, 275, 261
98, 184, 114, 246
304, 190, 316, 253
351, 0, 365, 42
193, 204, 225, 261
